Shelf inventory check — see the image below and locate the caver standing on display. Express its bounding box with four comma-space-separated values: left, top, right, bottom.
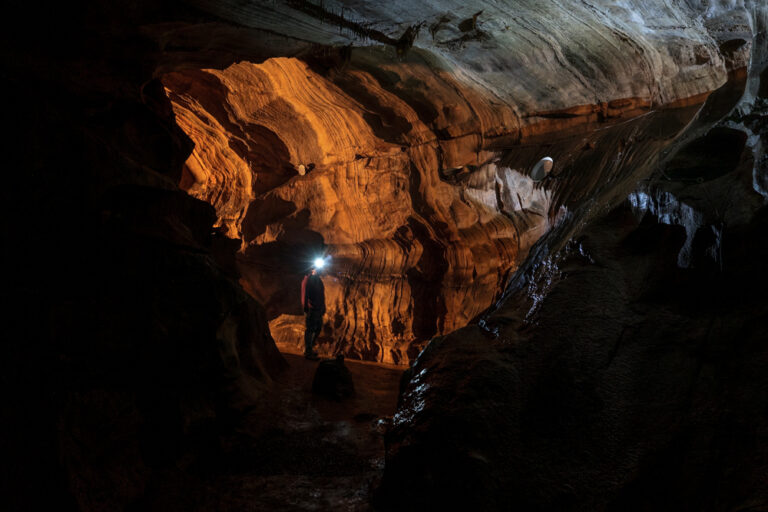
301, 262, 326, 360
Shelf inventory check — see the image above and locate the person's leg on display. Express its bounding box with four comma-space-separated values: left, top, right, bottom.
305, 309, 322, 356
304, 311, 316, 356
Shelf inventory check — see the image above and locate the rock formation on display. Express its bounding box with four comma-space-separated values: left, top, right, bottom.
5, 0, 766, 509
162, 56, 547, 364
160, 0, 744, 363
379, 200, 768, 510
4, 3, 295, 510
379, 2, 768, 508
312, 355, 356, 401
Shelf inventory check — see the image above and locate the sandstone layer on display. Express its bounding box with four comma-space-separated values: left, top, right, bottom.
163, 56, 548, 364
162, 0, 742, 362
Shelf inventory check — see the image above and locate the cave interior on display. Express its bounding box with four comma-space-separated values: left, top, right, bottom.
3, 0, 768, 510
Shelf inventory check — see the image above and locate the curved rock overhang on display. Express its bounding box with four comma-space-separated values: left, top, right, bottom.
154, 0, 751, 363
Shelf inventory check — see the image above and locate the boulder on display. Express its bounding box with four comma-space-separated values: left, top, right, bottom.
312, 355, 356, 401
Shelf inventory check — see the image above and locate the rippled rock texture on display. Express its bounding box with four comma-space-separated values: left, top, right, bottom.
163, 56, 550, 364
6, 0, 765, 509
379, 2, 768, 506
162, 0, 742, 363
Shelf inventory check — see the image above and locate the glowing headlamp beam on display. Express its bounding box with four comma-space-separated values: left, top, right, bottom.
313, 257, 326, 269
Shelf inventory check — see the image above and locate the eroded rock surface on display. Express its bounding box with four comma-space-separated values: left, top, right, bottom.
162, 0, 744, 362
379, 7, 768, 502
163, 56, 549, 364
380, 201, 768, 511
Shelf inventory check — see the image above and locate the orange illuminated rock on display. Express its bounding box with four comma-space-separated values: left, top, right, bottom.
164, 56, 549, 364
164, 47, 720, 363
158, 0, 750, 364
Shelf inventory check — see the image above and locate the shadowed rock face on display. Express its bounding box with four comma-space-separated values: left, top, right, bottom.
379, 197, 768, 510
4, 3, 297, 510
378, 7, 768, 504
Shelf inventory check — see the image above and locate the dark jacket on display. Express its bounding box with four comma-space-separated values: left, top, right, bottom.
301, 273, 325, 313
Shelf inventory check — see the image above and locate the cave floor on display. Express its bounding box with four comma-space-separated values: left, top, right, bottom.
138, 354, 403, 511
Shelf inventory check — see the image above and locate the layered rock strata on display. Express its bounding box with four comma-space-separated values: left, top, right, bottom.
164, 56, 550, 364
164, 0, 735, 362
379, 3, 768, 506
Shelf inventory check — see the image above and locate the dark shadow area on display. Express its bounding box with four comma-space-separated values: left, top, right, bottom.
241, 194, 298, 242
128, 354, 403, 511
378, 201, 768, 511
239, 233, 326, 319
353, 54, 441, 129
405, 216, 449, 340
665, 127, 747, 182
321, 58, 414, 144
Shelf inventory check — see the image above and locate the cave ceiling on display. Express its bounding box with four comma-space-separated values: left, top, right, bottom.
146, 0, 759, 362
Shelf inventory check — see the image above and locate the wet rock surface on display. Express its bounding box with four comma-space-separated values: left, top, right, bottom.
378, 28, 768, 504
380, 198, 768, 511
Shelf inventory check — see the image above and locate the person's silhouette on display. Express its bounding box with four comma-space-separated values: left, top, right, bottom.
301, 264, 325, 360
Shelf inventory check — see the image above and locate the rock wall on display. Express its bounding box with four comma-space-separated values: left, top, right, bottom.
3, 3, 291, 510
378, 201, 768, 511
163, 56, 545, 364
378, 2, 768, 507
163, 0, 738, 363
